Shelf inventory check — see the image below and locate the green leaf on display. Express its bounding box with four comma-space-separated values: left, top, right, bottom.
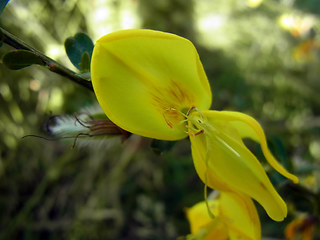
2, 50, 45, 70
78, 51, 90, 73
150, 139, 177, 155
64, 33, 94, 71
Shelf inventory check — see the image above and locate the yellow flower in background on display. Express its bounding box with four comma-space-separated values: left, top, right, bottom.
278, 14, 314, 38
91, 29, 298, 221
186, 191, 261, 240
293, 39, 320, 62
285, 215, 317, 240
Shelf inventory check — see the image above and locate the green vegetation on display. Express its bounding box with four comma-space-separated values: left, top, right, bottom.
0, 0, 319, 239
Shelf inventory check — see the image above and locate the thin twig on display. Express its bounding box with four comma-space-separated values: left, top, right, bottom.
0, 27, 93, 91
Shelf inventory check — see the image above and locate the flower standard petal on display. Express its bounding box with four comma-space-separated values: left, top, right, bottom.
188, 111, 288, 221
91, 29, 212, 140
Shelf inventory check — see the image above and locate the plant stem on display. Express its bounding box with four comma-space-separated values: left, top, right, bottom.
0, 27, 93, 91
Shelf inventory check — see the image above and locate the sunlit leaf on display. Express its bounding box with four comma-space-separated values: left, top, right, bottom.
2, 50, 45, 70
64, 32, 94, 71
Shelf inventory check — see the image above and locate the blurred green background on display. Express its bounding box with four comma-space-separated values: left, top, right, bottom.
0, 0, 320, 239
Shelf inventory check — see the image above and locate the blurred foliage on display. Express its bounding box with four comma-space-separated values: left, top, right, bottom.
0, 0, 320, 239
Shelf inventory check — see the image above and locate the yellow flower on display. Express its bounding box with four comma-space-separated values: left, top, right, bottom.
186, 191, 261, 240
187, 110, 298, 221
91, 29, 211, 140
293, 39, 320, 62
285, 215, 317, 240
91, 29, 298, 221
278, 14, 314, 38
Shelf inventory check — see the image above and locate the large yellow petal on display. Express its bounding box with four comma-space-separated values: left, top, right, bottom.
201, 110, 298, 184
186, 192, 261, 240
186, 200, 219, 234
91, 29, 212, 140
188, 111, 287, 221
186, 200, 229, 240
219, 192, 261, 240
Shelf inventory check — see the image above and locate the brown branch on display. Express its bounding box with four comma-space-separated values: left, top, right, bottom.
0, 27, 93, 91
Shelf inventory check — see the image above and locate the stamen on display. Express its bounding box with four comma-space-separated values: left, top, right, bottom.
186, 105, 196, 116
163, 106, 204, 133
188, 129, 205, 137
163, 106, 196, 129
194, 129, 204, 136
189, 106, 205, 122
186, 124, 205, 137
